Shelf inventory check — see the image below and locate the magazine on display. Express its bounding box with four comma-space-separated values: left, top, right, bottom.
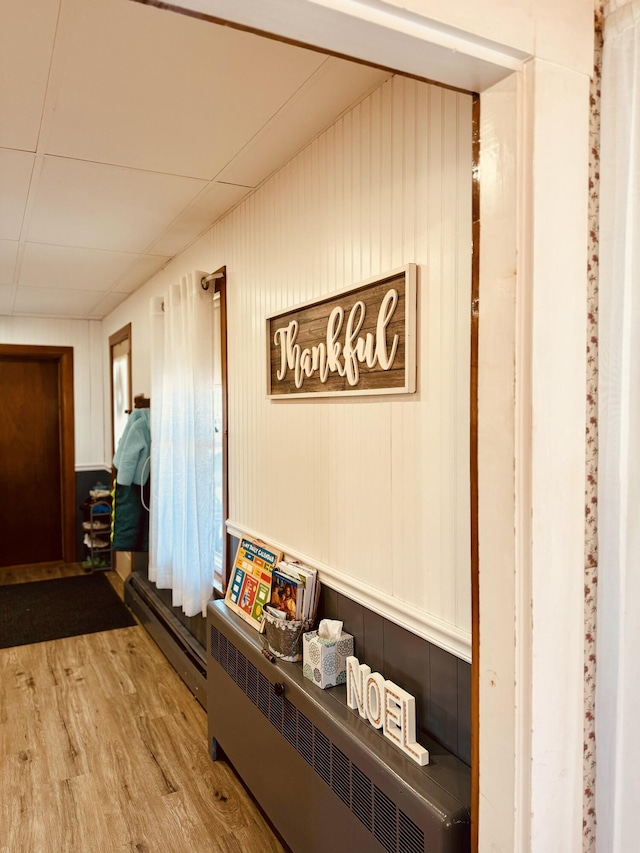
268, 560, 319, 622
268, 569, 303, 621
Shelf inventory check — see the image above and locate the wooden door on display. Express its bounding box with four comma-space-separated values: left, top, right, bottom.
0, 346, 75, 568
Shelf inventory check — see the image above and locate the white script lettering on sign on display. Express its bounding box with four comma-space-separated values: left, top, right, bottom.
346, 655, 429, 766
273, 289, 400, 389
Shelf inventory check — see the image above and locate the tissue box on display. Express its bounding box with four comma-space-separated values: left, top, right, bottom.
303, 630, 354, 689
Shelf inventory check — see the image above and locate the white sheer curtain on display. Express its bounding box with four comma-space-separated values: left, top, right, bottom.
596, 2, 640, 850
148, 271, 221, 617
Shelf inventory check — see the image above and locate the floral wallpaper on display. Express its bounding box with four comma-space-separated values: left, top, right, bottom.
584, 3, 604, 850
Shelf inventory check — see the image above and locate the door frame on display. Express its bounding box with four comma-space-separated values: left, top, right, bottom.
109, 323, 133, 457
206, 267, 229, 592
0, 344, 76, 563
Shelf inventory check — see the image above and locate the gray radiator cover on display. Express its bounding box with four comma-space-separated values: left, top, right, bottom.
207, 601, 470, 853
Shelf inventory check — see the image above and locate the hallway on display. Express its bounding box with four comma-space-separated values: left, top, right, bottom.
0, 564, 284, 852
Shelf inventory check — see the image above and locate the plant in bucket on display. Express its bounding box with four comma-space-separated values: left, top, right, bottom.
263, 609, 312, 661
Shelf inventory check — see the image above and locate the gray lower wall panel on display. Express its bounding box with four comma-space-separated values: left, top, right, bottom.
228, 535, 472, 765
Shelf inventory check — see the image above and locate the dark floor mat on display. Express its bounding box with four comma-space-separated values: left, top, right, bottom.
0, 573, 136, 649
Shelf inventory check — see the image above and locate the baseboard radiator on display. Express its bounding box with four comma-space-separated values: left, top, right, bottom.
207, 600, 470, 853
125, 572, 207, 709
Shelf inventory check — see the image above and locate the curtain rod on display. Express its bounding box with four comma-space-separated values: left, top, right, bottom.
201, 271, 224, 290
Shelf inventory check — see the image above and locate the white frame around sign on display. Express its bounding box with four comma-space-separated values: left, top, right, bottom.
265, 264, 417, 399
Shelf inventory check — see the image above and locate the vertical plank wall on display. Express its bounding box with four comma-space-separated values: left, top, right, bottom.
214, 76, 472, 658
104, 74, 473, 659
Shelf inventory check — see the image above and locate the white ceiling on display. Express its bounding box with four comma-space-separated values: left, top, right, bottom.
0, 0, 390, 320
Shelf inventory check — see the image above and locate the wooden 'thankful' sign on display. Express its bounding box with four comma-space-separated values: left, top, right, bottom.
266, 265, 417, 398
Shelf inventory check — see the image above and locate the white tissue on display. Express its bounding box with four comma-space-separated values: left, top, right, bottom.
318, 619, 343, 642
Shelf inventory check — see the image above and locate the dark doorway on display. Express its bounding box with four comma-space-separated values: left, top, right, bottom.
0, 345, 75, 568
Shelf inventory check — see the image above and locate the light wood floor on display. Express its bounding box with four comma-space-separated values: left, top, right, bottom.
0, 563, 285, 853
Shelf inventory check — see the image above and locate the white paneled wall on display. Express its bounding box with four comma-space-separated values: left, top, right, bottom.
0, 315, 105, 468
103, 75, 473, 658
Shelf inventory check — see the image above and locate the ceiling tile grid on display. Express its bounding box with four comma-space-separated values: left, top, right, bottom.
0, 0, 60, 152
25, 156, 208, 253
0, 287, 16, 315
19, 243, 143, 291
0, 241, 20, 286
0, 0, 389, 319
0, 150, 36, 241
13, 285, 107, 318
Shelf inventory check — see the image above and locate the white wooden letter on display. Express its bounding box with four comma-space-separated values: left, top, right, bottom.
365, 673, 386, 729
375, 289, 399, 368
346, 656, 370, 719
383, 680, 429, 766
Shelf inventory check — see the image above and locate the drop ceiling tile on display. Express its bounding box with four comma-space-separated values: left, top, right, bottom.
0, 241, 19, 286
0, 0, 59, 151
0, 286, 16, 314
44, 0, 326, 179
148, 182, 251, 257
87, 291, 130, 319
13, 286, 103, 318
19, 243, 142, 291
27, 156, 206, 253
219, 60, 391, 188
110, 254, 171, 294
0, 149, 35, 240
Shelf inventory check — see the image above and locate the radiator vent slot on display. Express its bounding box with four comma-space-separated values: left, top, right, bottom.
331, 744, 351, 809
283, 698, 298, 749
219, 633, 228, 671
298, 711, 314, 766
210, 626, 426, 853
314, 728, 331, 786
269, 690, 284, 732
399, 809, 426, 853
257, 670, 270, 719
352, 764, 373, 829
374, 786, 398, 853
235, 651, 247, 690
227, 641, 237, 684
247, 661, 257, 705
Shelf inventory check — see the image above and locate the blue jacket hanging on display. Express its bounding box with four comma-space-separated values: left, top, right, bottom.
112, 408, 150, 551
113, 408, 150, 485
